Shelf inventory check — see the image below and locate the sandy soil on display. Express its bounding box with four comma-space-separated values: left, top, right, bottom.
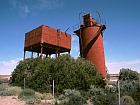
0, 96, 93, 105
0, 96, 53, 105
0, 96, 26, 105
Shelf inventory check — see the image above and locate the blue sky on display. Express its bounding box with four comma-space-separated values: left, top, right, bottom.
0, 0, 140, 75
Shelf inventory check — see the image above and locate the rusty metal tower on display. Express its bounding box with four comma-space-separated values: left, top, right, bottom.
74, 13, 107, 78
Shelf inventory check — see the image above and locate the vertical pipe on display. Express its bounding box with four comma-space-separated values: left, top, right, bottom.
52, 80, 54, 105
78, 12, 84, 57
118, 80, 120, 105
24, 78, 25, 89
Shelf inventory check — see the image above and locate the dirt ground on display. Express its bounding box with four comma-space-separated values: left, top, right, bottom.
0, 96, 53, 105
0, 96, 93, 105
0, 96, 26, 105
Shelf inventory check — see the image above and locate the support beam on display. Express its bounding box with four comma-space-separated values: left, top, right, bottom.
55, 50, 58, 58
37, 53, 39, 58
58, 50, 60, 57
31, 51, 33, 59
49, 54, 51, 57
68, 50, 70, 55
40, 46, 43, 59
46, 53, 49, 58
24, 50, 26, 60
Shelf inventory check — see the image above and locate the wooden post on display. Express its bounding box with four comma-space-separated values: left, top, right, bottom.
58, 50, 60, 57
37, 53, 39, 58
55, 50, 58, 58
68, 51, 70, 55
40, 45, 43, 59
31, 51, 33, 59
24, 50, 26, 60
46, 54, 48, 58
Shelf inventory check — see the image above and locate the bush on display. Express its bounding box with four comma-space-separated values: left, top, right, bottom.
26, 97, 41, 105
0, 90, 16, 96
0, 85, 6, 91
12, 55, 105, 93
63, 96, 86, 105
35, 92, 43, 100
18, 89, 35, 98
91, 93, 117, 105
120, 96, 135, 105
89, 85, 104, 96
57, 89, 87, 105
64, 89, 81, 97
0, 85, 17, 96
18, 89, 41, 105
58, 94, 65, 100
90, 85, 118, 105
42, 93, 53, 100
0, 79, 9, 84
7, 86, 22, 95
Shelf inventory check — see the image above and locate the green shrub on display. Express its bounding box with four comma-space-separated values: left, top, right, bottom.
58, 94, 65, 100
18, 89, 35, 98
64, 89, 81, 97
0, 85, 17, 96
80, 91, 91, 100
18, 89, 41, 105
0, 79, 9, 84
35, 92, 43, 100
57, 89, 87, 105
26, 97, 41, 105
59, 96, 87, 105
42, 93, 53, 100
91, 93, 117, 105
0, 90, 16, 96
12, 55, 105, 93
89, 85, 104, 96
120, 96, 135, 105
0, 85, 6, 91
7, 86, 22, 95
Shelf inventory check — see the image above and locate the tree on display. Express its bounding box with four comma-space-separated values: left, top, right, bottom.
11, 54, 105, 93
119, 68, 140, 104
11, 58, 41, 87
119, 68, 139, 81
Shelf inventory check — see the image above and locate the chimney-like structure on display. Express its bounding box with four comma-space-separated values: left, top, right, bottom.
74, 13, 107, 78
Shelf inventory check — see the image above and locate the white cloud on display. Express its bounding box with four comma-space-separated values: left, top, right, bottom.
34, 0, 63, 10
9, 0, 63, 16
0, 58, 22, 75
106, 59, 140, 74
71, 35, 79, 58
9, 0, 30, 16
70, 45, 79, 58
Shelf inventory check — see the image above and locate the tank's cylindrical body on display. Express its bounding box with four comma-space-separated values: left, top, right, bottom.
75, 14, 107, 78
81, 26, 106, 77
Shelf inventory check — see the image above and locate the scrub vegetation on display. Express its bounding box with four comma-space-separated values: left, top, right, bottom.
1, 54, 138, 105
